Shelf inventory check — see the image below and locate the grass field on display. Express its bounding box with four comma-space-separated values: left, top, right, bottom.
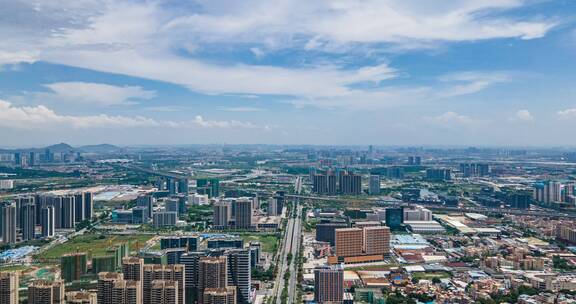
0, 264, 29, 272
412, 271, 452, 280
240, 234, 280, 253
39, 233, 152, 260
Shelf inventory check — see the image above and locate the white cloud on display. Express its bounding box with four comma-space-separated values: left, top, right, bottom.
0, 99, 263, 130
164, 0, 555, 45
426, 111, 484, 126
558, 109, 576, 119
43, 82, 156, 106
509, 109, 534, 122
0, 99, 159, 129
249, 47, 265, 59
220, 107, 265, 112
41, 49, 397, 98
193, 115, 263, 129
0, 51, 37, 67
437, 72, 511, 98
0, 0, 556, 112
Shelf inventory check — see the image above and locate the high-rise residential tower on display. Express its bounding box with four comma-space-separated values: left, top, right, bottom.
314, 265, 344, 304
0, 271, 19, 304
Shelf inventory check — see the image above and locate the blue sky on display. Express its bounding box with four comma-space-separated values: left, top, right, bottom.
0, 0, 575, 147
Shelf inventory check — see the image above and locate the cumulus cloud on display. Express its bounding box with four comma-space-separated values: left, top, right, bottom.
558, 109, 576, 119
0, 100, 262, 130
0, 99, 159, 129
509, 109, 534, 122
193, 115, 262, 129
43, 82, 156, 106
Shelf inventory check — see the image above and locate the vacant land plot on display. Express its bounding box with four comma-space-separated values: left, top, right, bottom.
240, 234, 280, 253
40, 233, 152, 261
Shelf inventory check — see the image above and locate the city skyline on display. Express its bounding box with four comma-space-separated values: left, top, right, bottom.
1, 0, 576, 146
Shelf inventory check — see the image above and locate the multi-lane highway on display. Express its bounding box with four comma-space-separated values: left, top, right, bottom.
271, 177, 304, 303
287, 204, 303, 304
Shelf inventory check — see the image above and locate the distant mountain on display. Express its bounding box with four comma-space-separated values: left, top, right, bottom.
44, 143, 75, 153
77, 144, 123, 154
0, 143, 123, 154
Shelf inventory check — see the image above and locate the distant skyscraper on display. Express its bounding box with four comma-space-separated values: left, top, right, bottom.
60, 196, 76, 229
28, 152, 36, 166
339, 172, 362, 195
165, 199, 180, 214
28, 279, 65, 304
550, 181, 562, 203
196, 179, 219, 198
273, 191, 285, 214
534, 181, 563, 204
153, 211, 177, 228
73, 193, 85, 223
14, 152, 21, 167
225, 249, 251, 304
213, 201, 231, 228
168, 178, 178, 195
41, 206, 55, 237
385, 207, 404, 230
565, 182, 575, 203
44, 149, 53, 163
408, 156, 422, 166
132, 207, 148, 224
369, 175, 380, 195
309, 166, 317, 181
15, 196, 34, 230
137, 194, 154, 219
0, 271, 19, 304
233, 199, 252, 229
508, 193, 531, 209
267, 198, 278, 216
313, 174, 328, 194
460, 163, 491, 177
1, 203, 17, 244
386, 166, 404, 179
21, 201, 36, 241
178, 179, 189, 195
314, 265, 343, 304
326, 173, 337, 195
426, 168, 451, 181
